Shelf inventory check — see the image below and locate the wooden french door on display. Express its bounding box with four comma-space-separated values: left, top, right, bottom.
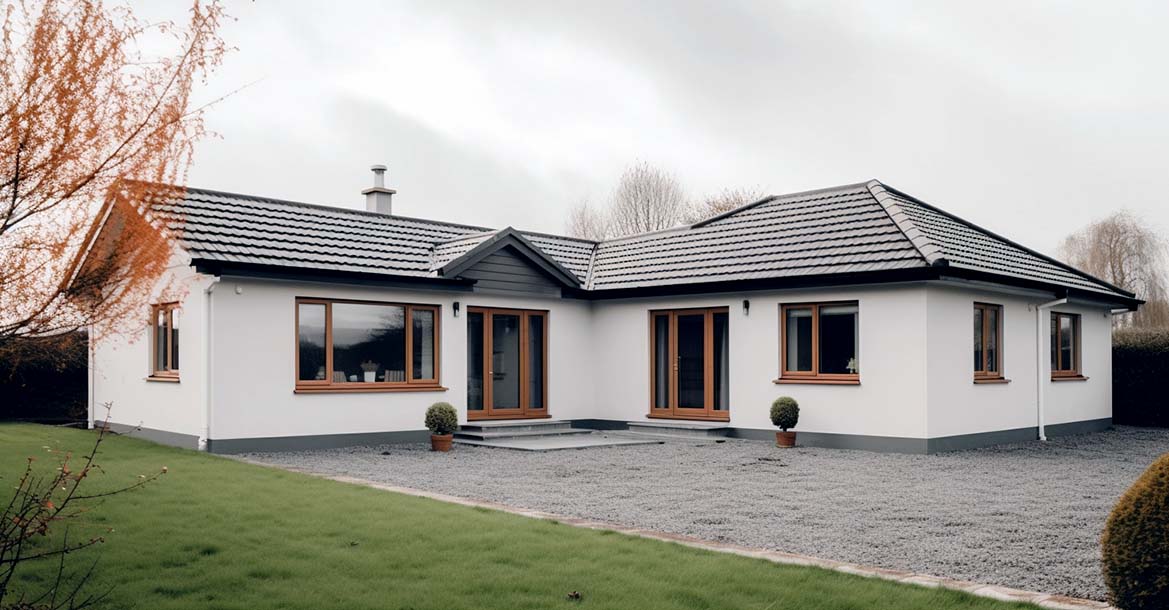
467, 307, 548, 420
650, 308, 730, 421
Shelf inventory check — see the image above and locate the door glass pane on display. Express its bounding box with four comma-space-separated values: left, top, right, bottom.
332, 303, 405, 383
785, 308, 813, 372
986, 308, 998, 373
1059, 315, 1074, 371
819, 304, 858, 374
297, 303, 326, 381
676, 314, 705, 408
491, 314, 521, 409
467, 312, 484, 410
973, 308, 983, 372
153, 308, 166, 372
713, 312, 729, 411
169, 309, 180, 370
528, 315, 544, 409
411, 309, 435, 380
653, 315, 670, 409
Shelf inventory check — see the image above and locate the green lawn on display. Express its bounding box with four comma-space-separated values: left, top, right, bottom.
0, 424, 1038, 610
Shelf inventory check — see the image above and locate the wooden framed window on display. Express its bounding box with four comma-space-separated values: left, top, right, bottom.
150, 303, 180, 379
973, 303, 1003, 381
778, 302, 859, 384
1050, 312, 1082, 378
295, 298, 442, 393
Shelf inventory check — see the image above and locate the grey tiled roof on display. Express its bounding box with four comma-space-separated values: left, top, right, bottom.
148, 181, 1132, 301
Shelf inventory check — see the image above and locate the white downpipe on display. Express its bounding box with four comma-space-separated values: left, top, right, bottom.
202, 276, 221, 450
87, 324, 95, 429
1035, 297, 1067, 441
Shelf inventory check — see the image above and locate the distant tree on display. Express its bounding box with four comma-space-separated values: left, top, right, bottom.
565, 199, 609, 241
687, 187, 767, 223
605, 162, 689, 237
1058, 210, 1169, 329
0, 0, 229, 362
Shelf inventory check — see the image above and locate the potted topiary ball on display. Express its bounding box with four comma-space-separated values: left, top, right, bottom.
770, 396, 799, 448
425, 402, 458, 452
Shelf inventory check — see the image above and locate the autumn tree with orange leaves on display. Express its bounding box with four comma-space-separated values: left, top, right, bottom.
0, 0, 228, 365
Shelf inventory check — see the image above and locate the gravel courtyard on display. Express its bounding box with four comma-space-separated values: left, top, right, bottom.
242, 426, 1169, 601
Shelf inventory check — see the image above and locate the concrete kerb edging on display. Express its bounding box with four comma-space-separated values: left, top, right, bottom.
239, 460, 1115, 610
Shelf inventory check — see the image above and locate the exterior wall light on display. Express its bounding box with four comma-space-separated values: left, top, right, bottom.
742, 299, 750, 316
453, 301, 460, 317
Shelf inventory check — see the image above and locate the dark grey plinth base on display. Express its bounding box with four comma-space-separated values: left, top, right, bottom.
206, 429, 430, 454
95, 421, 200, 450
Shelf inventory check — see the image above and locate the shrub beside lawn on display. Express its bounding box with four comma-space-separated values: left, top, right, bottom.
0, 424, 1042, 610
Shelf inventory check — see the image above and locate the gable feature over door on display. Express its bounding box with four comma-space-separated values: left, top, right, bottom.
437, 227, 581, 297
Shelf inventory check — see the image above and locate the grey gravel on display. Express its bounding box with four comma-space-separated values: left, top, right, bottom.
240, 426, 1169, 601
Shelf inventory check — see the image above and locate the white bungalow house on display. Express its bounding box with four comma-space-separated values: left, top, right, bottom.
78, 167, 1141, 453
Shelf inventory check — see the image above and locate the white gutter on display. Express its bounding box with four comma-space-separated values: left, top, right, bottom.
202, 276, 221, 450
1034, 297, 1067, 441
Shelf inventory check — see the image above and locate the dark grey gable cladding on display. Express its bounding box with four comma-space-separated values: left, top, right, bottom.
438, 227, 581, 288
146, 181, 1139, 307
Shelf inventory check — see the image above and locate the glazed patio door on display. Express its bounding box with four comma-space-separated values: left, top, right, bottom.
467, 308, 547, 420
650, 308, 729, 420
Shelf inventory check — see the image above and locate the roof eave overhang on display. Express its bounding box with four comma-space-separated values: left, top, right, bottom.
191, 258, 477, 292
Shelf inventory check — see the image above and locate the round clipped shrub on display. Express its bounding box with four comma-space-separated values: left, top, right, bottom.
424, 402, 458, 435
1101, 452, 1169, 610
770, 397, 799, 431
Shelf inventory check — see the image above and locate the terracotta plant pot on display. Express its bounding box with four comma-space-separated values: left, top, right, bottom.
430, 433, 453, 452
775, 431, 796, 448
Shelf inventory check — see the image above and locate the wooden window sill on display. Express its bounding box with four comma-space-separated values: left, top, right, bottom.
1051, 375, 1089, 382
773, 377, 860, 385
973, 378, 1011, 384
294, 385, 448, 394
145, 376, 180, 383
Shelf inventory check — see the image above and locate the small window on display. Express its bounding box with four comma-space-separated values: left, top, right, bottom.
150, 303, 180, 378
1051, 312, 1081, 377
973, 303, 1003, 379
780, 302, 859, 382
295, 298, 441, 390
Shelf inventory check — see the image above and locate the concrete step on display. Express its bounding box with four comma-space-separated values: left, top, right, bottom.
625, 420, 731, 439
453, 428, 593, 441
453, 431, 664, 452
458, 420, 573, 434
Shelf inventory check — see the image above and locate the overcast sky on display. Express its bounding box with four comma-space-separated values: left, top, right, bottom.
145, 1, 1168, 254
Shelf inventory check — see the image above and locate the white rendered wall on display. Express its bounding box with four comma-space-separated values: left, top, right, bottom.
924, 284, 1113, 439
207, 278, 598, 441
90, 254, 211, 442
590, 285, 930, 439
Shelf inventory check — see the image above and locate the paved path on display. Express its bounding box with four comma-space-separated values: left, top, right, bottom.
241, 426, 1169, 601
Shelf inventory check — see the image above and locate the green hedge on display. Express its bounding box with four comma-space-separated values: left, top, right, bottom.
1113, 329, 1169, 428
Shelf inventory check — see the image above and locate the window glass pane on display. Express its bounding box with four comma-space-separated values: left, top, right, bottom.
819, 305, 858, 374
713, 312, 729, 410
1050, 314, 1059, 370
491, 314, 521, 408
986, 308, 998, 373
1060, 315, 1074, 371
653, 315, 670, 409
411, 309, 435, 380
297, 303, 326, 381
785, 308, 813, 372
527, 315, 544, 409
973, 308, 983, 372
154, 308, 167, 372
467, 312, 484, 410
170, 309, 180, 370
676, 313, 705, 408
332, 303, 405, 383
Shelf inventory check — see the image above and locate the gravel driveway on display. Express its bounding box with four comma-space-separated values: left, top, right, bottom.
241, 426, 1169, 601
